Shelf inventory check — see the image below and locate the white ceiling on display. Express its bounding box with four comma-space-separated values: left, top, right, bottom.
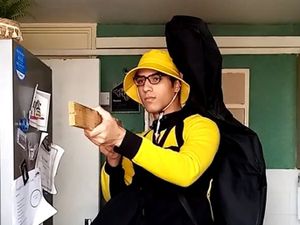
20, 0, 300, 24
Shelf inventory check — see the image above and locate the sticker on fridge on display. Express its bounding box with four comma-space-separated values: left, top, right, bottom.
17, 128, 27, 150
14, 46, 27, 80
29, 86, 51, 132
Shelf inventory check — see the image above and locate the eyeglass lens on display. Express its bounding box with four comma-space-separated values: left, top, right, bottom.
133, 73, 163, 86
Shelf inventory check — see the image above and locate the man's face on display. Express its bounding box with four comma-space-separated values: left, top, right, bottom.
135, 69, 181, 115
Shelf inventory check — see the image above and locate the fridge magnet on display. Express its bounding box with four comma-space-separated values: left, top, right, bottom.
17, 112, 29, 133
20, 160, 29, 185
16, 128, 27, 150
14, 46, 27, 80
29, 86, 51, 132
111, 82, 140, 113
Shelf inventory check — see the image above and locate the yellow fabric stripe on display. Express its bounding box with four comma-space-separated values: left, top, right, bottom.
122, 157, 135, 185
100, 163, 111, 201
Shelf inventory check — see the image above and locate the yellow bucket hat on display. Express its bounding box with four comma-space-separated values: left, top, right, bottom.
123, 49, 190, 106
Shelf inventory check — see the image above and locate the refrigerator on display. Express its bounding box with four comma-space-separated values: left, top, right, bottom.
0, 39, 53, 225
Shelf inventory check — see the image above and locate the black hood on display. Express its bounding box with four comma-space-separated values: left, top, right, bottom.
165, 15, 233, 121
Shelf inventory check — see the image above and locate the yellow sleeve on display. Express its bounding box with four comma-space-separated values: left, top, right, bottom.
132, 115, 220, 187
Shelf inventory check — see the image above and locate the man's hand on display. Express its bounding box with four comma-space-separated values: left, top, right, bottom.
99, 144, 121, 167
84, 106, 126, 147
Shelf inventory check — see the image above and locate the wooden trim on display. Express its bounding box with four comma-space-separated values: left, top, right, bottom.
93, 36, 300, 55
225, 104, 246, 108
96, 37, 165, 49
96, 36, 300, 49
24, 32, 300, 56
20, 23, 97, 51
30, 47, 300, 57
220, 48, 300, 54
216, 36, 300, 48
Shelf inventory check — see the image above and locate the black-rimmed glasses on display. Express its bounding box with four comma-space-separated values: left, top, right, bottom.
133, 73, 165, 86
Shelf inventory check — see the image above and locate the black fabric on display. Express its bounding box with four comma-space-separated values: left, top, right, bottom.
175, 119, 184, 148
114, 130, 143, 159
153, 126, 172, 146
142, 110, 214, 225
175, 118, 198, 225
127, 109, 213, 225
178, 194, 198, 225
165, 15, 267, 225
91, 186, 140, 225
150, 109, 190, 131
145, 110, 213, 225
104, 163, 127, 197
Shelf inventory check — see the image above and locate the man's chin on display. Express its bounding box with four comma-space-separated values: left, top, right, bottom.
145, 107, 160, 114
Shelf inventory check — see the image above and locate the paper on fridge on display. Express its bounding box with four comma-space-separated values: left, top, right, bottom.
29, 85, 51, 132
13, 168, 57, 225
36, 132, 64, 194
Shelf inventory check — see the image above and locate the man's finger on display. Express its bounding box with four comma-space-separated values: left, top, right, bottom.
87, 123, 106, 137
93, 105, 111, 119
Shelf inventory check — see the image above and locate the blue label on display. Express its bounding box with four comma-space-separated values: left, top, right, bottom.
14, 46, 27, 80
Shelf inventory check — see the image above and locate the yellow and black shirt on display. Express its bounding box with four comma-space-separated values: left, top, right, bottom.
100, 109, 220, 225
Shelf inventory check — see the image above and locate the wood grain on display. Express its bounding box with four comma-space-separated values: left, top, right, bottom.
68, 101, 102, 129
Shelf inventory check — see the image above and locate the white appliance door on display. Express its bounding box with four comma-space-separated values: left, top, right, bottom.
43, 59, 100, 225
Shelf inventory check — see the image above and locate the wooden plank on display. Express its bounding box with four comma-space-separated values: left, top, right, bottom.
68, 101, 102, 129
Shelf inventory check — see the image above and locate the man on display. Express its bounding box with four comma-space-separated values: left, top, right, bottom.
84, 49, 220, 225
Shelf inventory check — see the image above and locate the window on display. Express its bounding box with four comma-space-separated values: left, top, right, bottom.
222, 69, 249, 126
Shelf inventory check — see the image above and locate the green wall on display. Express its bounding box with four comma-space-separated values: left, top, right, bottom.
97, 23, 299, 169
99, 55, 144, 133
223, 55, 297, 168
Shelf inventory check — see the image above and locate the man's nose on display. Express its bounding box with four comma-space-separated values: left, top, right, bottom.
143, 79, 152, 91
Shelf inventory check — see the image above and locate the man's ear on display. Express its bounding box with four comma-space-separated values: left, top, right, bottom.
174, 80, 181, 93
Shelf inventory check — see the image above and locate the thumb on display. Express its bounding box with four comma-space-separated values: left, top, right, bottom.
93, 105, 111, 119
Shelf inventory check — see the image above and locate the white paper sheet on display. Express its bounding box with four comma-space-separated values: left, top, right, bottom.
13, 168, 57, 225
36, 133, 64, 194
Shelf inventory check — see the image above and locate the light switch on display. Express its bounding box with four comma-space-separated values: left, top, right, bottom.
100, 92, 110, 106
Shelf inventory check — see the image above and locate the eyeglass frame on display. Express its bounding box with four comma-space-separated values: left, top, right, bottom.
133, 72, 166, 86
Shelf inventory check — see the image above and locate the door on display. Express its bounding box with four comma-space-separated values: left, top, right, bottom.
43, 59, 100, 225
